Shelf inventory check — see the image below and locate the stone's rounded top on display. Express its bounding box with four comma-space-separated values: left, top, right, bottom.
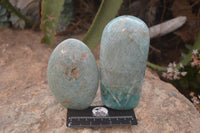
104, 15, 149, 37
47, 38, 99, 110
52, 38, 91, 56
111, 15, 148, 27
56, 38, 89, 49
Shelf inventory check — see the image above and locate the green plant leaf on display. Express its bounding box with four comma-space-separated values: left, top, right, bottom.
82, 0, 123, 50
147, 61, 167, 71
1, 0, 33, 25
40, 0, 65, 46
57, 0, 73, 32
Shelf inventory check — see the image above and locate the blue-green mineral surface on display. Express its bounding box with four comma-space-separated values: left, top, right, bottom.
47, 39, 99, 110
100, 16, 150, 110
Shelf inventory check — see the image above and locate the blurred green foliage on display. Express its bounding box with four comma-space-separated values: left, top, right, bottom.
82, 0, 123, 50
57, 0, 74, 32
40, 0, 122, 46
40, 0, 65, 46
1, 0, 34, 26
0, 1, 10, 28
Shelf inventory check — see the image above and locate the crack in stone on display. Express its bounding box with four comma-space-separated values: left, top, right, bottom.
123, 28, 144, 55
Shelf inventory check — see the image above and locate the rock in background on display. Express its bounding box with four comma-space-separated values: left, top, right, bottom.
9, 0, 40, 20
0, 2, 10, 28
0, 28, 200, 133
8, 0, 73, 30
6, 0, 40, 29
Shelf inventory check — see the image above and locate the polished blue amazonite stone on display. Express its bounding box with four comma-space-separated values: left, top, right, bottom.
100, 16, 150, 110
47, 39, 99, 110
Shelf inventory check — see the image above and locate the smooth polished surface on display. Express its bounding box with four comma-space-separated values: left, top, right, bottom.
47, 39, 99, 110
100, 16, 150, 110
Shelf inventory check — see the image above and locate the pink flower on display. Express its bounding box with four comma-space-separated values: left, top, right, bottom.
192, 97, 199, 105
191, 62, 195, 67
192, 49, 198, 55
173, 62, 176, 67
180, 63, 184, 68
181, 72, 187, 76
190, 92, 195, 97
167, 67, 173, 73
162, 62, 187, 80
168, 63, 173, 67
173, 75, 180, 80
162, 72, 167, 78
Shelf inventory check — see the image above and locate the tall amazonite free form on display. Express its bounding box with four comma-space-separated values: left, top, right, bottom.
100, 16, 150, 110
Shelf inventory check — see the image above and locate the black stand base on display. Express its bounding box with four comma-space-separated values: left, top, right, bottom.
67, 106, 137, 127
